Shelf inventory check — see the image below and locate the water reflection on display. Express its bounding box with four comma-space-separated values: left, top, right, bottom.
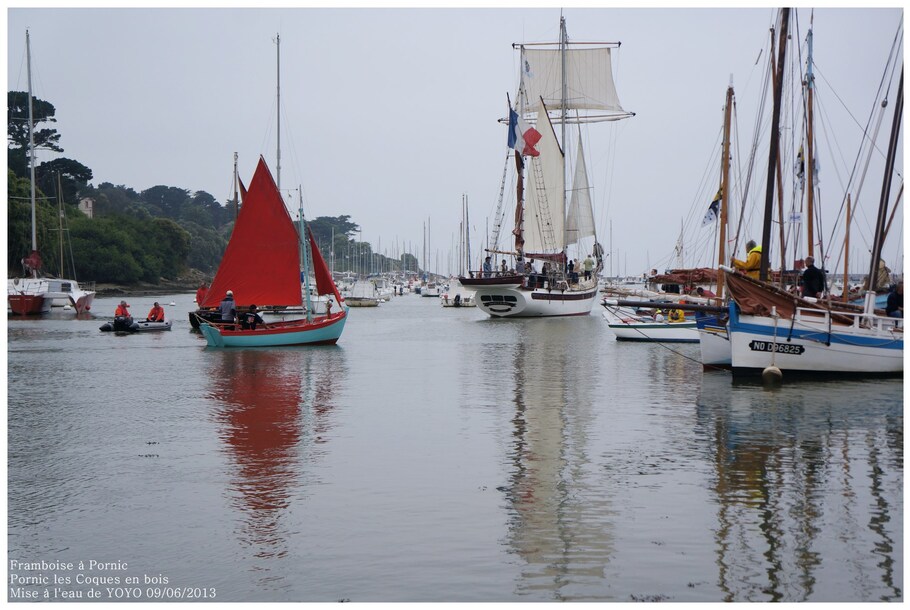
206, 348, 344, 574
696, 374, 903, 602
497, 318, 614, 600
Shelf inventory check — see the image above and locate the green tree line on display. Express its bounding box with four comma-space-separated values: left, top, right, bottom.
8, 91, 420, 285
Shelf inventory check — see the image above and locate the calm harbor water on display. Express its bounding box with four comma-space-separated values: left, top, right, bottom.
7, 292, 903, 602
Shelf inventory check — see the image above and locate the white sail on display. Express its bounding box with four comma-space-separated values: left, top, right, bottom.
521, 47, 626, 120
566, 137, 596, 245
524, 100, 565, 255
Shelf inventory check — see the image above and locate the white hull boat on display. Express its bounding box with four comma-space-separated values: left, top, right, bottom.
723, 270, 903, 378
601, 305, 699, 342
698, 324, 732, 368
441, 281, 476, 307
422, 282, 441, 297
727, 303, 902, 377
8, 277, 95, 313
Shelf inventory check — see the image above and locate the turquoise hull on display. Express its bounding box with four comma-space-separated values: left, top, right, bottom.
199, 309, 348, 348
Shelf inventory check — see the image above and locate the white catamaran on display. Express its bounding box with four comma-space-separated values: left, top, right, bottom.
460, 16, 633, 317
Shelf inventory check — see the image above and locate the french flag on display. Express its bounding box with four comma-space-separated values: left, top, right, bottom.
507, 108, 541, 157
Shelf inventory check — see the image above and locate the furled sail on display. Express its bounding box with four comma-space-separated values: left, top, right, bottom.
565, 137, 596, 245
524, 100, 565, 256
520, 46, 626, 121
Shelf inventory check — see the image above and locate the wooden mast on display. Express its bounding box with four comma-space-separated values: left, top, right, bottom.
805, 22, 817, 258
842, 194, 851, 302
866, 67, 903, 293
768, 18, 789, 276
717, 83, 734, 298
233, 152, 239, 220
759, 8, 790, 281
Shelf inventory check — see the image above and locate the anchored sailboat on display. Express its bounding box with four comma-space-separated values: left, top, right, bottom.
197, 157, 347, 348
460, 16, 633, 317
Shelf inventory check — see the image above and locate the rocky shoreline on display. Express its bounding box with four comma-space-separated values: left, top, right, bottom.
93, 270, 209, 297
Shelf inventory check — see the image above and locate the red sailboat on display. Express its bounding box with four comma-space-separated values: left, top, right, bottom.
197, 157, 347, 348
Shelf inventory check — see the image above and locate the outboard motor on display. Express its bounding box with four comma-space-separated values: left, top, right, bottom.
113, 316, 136, 332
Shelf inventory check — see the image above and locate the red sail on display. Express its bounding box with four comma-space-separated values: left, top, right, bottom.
308, 227, 343, 304
202, 157, 303, 308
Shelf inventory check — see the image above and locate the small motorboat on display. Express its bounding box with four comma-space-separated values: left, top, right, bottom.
100, 316, 172, 333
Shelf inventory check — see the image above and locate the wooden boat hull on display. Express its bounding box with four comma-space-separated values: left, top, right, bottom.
189, 308, 221, 329
722, 270, 903, 376
199, 310, 348, 347
8, 293, 48, 315
698, 325, 732, 368
728, 307, 903, 376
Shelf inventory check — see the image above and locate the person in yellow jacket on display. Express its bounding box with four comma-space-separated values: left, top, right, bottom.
668, 308, 686, 323
731, 240, 762, 279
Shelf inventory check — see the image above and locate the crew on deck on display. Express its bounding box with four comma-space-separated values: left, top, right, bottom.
731, 240, 762, 279
800, 256, 826, 299
219, 290, 237, 329
240, 304, 265, 330
886, 282, 903, 319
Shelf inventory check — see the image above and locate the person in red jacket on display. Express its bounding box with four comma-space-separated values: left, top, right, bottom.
115, 300, 131, 317
146, 302, 165, 322
196, 282, 208, 306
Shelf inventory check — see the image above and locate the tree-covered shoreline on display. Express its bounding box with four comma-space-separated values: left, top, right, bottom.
8, 91, 420, 285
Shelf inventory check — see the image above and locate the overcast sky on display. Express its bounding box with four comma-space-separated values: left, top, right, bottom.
7, 4, 904, 277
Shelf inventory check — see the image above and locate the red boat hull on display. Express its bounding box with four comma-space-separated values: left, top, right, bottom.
9, 294, 47, 315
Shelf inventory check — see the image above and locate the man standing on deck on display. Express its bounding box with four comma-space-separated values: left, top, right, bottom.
731, 240, 762, 279
583, 255, 595, 281
219, 290, 237, 328
196, 282, 208, 306
800, 256, 826, 299
886, 282, 903, 318
482, 257, 492, 278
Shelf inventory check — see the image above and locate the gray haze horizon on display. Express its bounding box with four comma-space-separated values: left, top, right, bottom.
7, 6, 904, 279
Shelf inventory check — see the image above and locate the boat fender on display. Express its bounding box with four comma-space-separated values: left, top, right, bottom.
762, 365, 783, 386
